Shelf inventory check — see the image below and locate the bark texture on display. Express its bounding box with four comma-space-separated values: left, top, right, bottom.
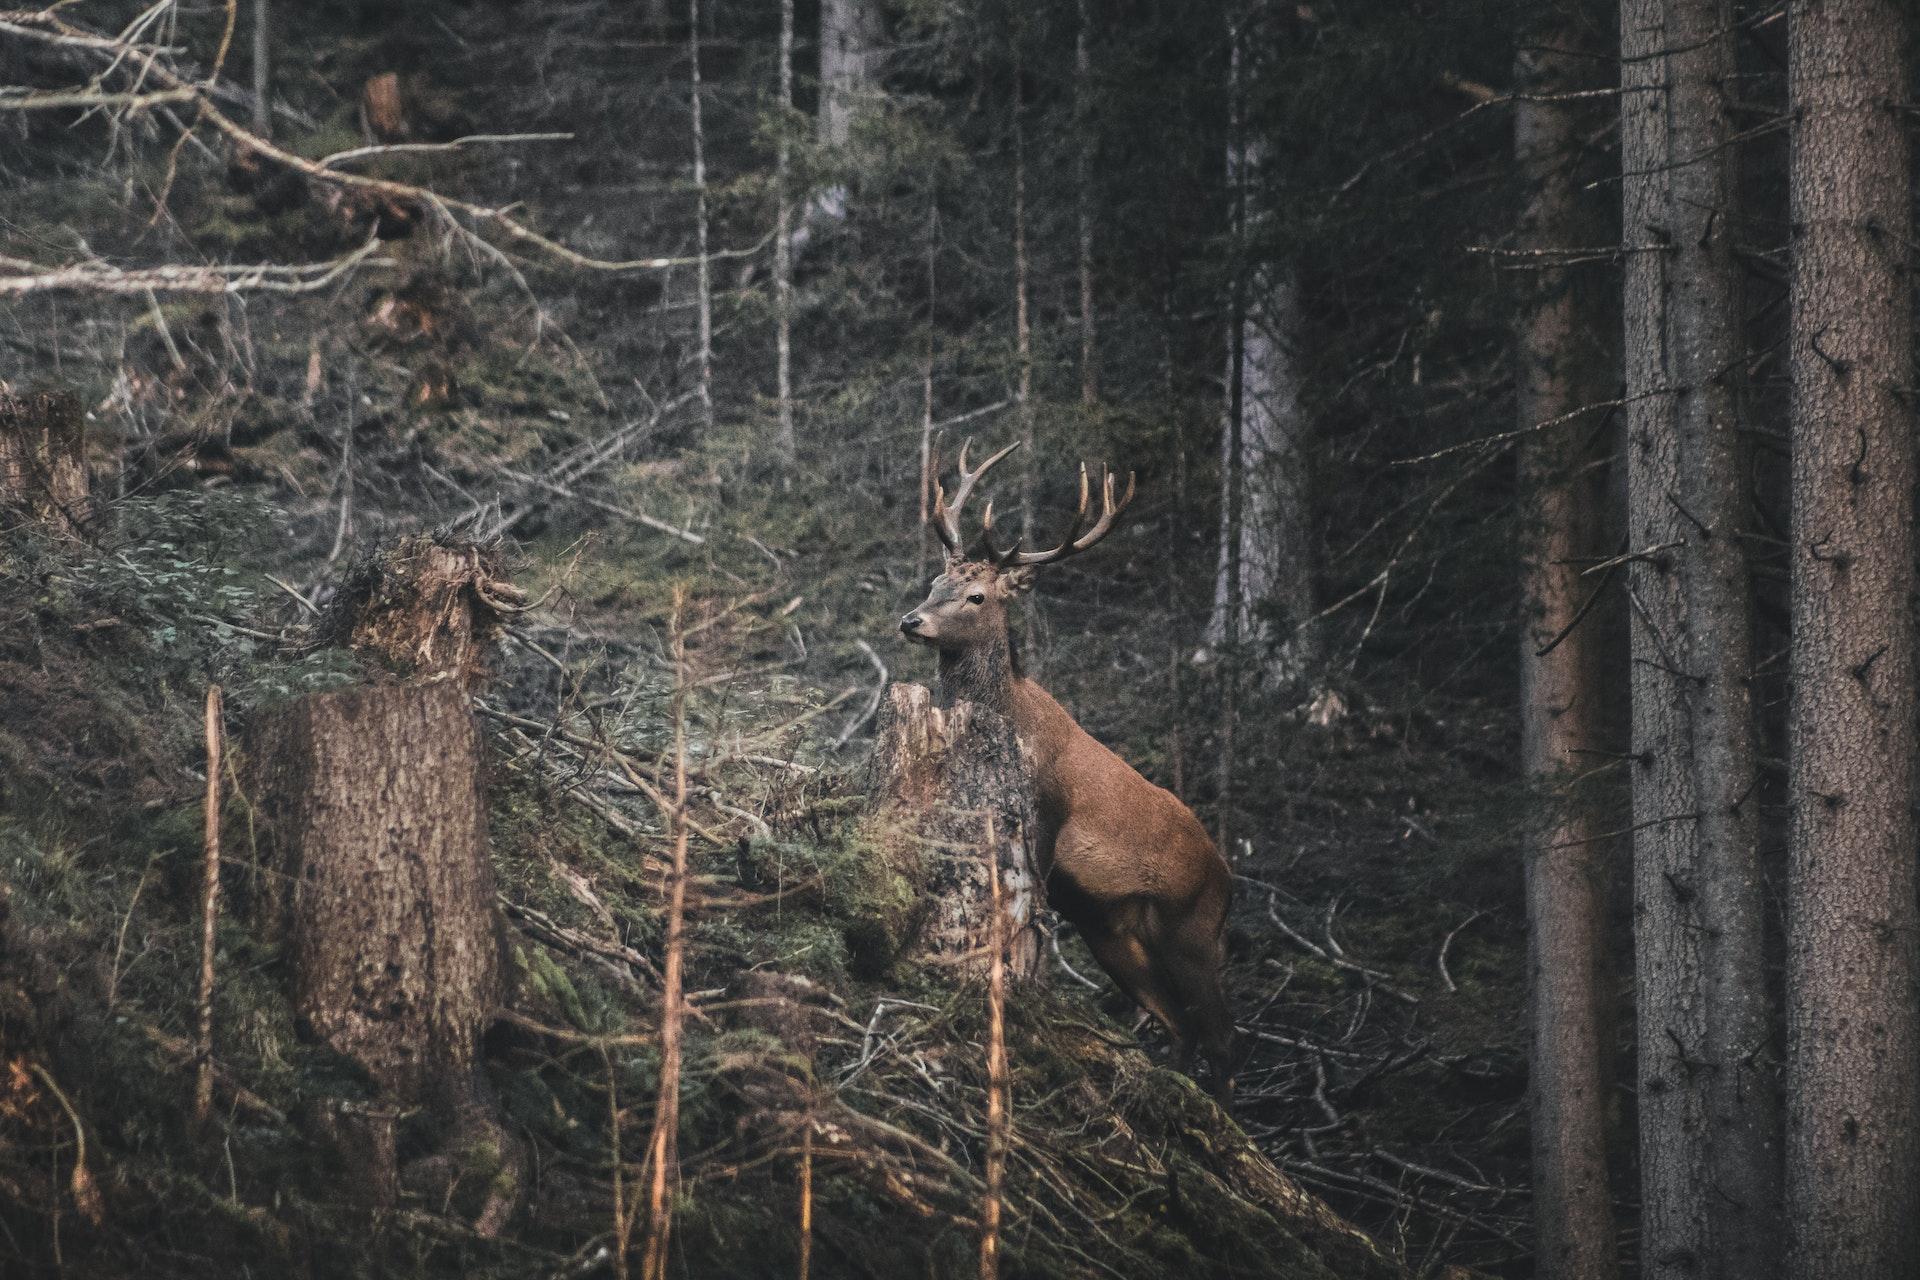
1205, 22, 1318, 687
864, 683, 1043, 978
1513, 26, 1617, 1280
0, 389, 88, 534
1622, 1, 1781, 1275
322, 535, 524, 684
1784, 3, 1919, 1276
248, 680, 503, 1113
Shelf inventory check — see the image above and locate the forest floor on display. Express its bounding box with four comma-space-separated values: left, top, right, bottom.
0, 3, 1554, 1275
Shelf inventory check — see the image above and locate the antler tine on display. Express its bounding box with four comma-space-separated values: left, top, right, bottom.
1011, 462, 1135, 567
930, 437, 1021, 553
1067, 467, 1137, 553
974, 498, 1021, 567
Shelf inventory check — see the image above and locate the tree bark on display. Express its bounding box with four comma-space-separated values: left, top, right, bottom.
321, 535, 525, 685
0, 389, 88, 534
802, 0, 880, 242
1205, 14, 1319, 689
250, 0, 271, 139
1623, 0, 1783, 1274
1514, 24, 1617, 1280
1074, 0, 1096, 407
774, 0, 796, 459
689, 0, 713, 430
247, 681, 503, 1117
864, 684, 1043, 978
1784, 3, 1919, 1277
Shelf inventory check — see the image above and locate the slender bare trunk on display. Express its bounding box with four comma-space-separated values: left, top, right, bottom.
250, 0, 270, 139
1075, 0, 1096, 406
192, 685, 225, 1130
1784, 3, 1918, 1276
1621, 1, 1708, 1270
774, 0, 795, 457
689, 0, 713, 429
1012, 36, 1033, 545
919, 194, 939, 576
1514, 25, 1617, 1280
979, 812, 1008, 1280
642, 592, 694, 1280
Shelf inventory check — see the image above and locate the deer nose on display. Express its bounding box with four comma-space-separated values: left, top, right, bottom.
899, 613, 923, 634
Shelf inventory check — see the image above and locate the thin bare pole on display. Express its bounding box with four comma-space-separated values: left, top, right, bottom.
192, 685, 225, 1129
1075, 0, 1096, 405
1012, 33, 1033, 545
690, 0, 714, 429
979, 809, 1009, 1280
774, 0, 796, 457
797, 1106, 814, 1280
249, 0, 270, 139
641, 587, 692, 1280
918, 191, 939, 576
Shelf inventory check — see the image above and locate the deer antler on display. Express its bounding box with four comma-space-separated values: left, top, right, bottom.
930, 438, 1021, 553
933, 437, 1136, 567
986, 463, 1136, 568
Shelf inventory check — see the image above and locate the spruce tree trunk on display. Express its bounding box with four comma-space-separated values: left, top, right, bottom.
1513, 25, 1617, 1280
1784, 2, 1919, 1276
1664, 2, 1779, 1272
248, 681, 503, 1117
0, 389, 88, 534
863, 684, 1043, 978
1206, 15, 1318, 689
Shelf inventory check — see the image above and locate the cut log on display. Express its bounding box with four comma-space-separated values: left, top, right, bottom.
321, 534, 526, 684
246, 681, 503, 1116
863, 683, 1043, 977
361, 72, 407, 142
0, 389, 88, 534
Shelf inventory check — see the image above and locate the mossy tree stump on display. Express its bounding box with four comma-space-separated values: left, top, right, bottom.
249, 681, 502, 1113
863, 683, 1044, 978
249, 534, 522, 1218
320, 534, 526, 684
0, 389, 88, 534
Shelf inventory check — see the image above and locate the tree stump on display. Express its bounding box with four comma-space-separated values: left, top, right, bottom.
247, 681, 503, 1114
863, 683, 1043, 978
0, 389, 88, 534
320, 534, 525, 684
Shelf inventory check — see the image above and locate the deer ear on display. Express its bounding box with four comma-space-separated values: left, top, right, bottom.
1000, 566, 1037, 595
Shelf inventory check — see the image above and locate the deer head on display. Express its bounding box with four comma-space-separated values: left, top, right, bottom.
899, 438, 1136, 655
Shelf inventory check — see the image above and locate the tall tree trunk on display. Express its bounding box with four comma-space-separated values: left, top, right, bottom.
1074, 0, 1097, 406
805, 0, 880, 239
1514, 25, 1617, 1280
1205, 9, 1318, 689
1625, 0, 1782, 1272
1784, 3, 1919, 1277
1665, 1, 1779, 1272
1012, 34, 1034, 546
689, 0, 713, 429
774, 0, 796, 458
250, 0, 271, 139
1620, 1, 1708, 1270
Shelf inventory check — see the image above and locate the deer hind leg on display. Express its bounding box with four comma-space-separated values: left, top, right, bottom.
1079, 922, 1192, 1063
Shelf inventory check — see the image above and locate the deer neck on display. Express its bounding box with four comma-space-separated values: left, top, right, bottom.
936, 628, 1022, 719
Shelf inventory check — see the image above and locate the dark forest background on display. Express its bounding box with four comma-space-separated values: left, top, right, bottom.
1, 1, 1913, 1278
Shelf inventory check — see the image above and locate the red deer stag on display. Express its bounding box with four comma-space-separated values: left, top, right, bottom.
899, 440, 1238, 1099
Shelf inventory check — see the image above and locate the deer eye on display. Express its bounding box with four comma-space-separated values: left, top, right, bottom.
967, 592, 986, 605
